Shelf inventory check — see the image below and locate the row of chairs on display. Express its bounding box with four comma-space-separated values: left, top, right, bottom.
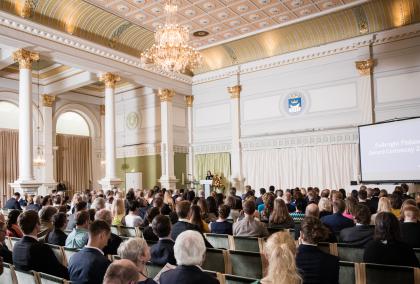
0, 263, 69, 284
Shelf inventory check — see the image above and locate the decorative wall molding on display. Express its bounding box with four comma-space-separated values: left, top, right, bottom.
193, 23, 420, 85
193, 142, 232, 154
117, 144, 188, 158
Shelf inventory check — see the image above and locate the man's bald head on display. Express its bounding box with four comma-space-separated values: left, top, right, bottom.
305, 203, 320, 218
103, 259, 139, 284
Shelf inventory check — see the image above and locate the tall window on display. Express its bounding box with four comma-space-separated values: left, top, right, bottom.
0, 101, 19, 129
56, 111, 90, 136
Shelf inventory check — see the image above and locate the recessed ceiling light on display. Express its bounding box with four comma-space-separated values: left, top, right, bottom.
135, 14, 146, 21
133, 0, 145, 4
193, 30, 209, 37
259, 0, 270, 4
259, 21, 269, 28
229, 20, 240, 27
323, 1, 334, 8
212, 26, 222, 32
279, 15, 289, 22
237, 5, 249, 12
218, 12, 228, 19
249, 14, 260, 21
151, 7, 161, 14
184, 9, 195, 17
300, 9, 311, 16
208, 38, 216, 43
116, 5, 129, 12
240, 27, 250, 33
202, 2, 215, 10
199, 18, 210, 25
291, 0, 303, 8
269, 7, 279, 14
224, 33, 233, 38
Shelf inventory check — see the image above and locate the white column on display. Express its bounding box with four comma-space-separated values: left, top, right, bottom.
228, 85, 245, 193
158, 89, 177, 189
356, 58, 375, 124
99, 73, 121, 191
10, 49, 41, 194
186, 95, 194, 181
40, 95, 57, 193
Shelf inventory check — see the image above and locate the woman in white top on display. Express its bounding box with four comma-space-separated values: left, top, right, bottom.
124, 199, 143, 227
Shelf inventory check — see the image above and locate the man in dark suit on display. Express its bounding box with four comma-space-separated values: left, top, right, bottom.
66, 201, 87, 231
400, 205, 420, 248
160, 230, 219, 284
45, 212, 68, 246
68, 220, 111, 284
229, 188, 243, 210
5, 192, 22, 210
320, 199, 354, 234
339, 204, 374, 247
296, 217, 339, 284
94, 209, 122, 255
12, 210, 68, 279
150, 215, 176, 265
366, 188, 379, 214
171, 201, 213, 248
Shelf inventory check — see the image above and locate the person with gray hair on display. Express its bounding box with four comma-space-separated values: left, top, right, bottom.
91, 197, 106, 211
159, 230, 219, 284
103, 259, 139, 284
117, 238, 157, 284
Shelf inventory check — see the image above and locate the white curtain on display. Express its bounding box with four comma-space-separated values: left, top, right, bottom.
243, 143, 359, 190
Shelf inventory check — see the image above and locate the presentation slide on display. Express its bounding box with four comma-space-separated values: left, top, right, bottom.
359, 117, 420, 182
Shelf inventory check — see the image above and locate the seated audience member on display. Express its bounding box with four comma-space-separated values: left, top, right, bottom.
343, 197, 357, 220
39, 205, 58, 236
318, 198, 333, 219
296, 217, 339, 284
260, 193, 275, 222
143, 207, 161, 241
252, 231, 301, 284
339, 204, 374, 246
171, 201, 213, 248
256, 188, 266, 208
233, 200, 269, 237
0, 218, 12, 264
68, 220, 111, 284
91, 197, 106, 212
45, 212, 68, 246
206, 197, 218, 221
367, 188, 379, 214
95, 209, 122, 255
6, 210, 23, 238
153, 196, 172, 216
363, 212, 419, 267
65, 210, 89, 249
124, 200, 143, 227
358, 189, 369, 206
320, 200, 354, 234
269, 199, 295, 229
26, 195, 42, 212
5, 192, 22, 210
400, 205, 420, 248
12, 210, 68, 278
389, 193, 402, 218
189, 205, 209, 233
118, 237, 157, 284
150, 215, 176, 265
225, 196, 240, 222
160, 230, 219, 284
290, 198, 306, 222
209, 204, 233, 235
283, 191, 296, 213
103, 259, 140, 284
400, 199, 417, 221
197, 198, 216, 223
371, 197, 391, 225
111, 198, 126, 226
66, 201, 87, 231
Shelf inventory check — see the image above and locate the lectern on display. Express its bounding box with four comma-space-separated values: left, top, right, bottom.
200, 180, 213, 198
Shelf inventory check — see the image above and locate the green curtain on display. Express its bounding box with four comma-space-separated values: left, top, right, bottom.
195, 153, 231, 188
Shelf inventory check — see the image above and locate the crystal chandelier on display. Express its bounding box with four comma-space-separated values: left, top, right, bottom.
141, 0, 202, 74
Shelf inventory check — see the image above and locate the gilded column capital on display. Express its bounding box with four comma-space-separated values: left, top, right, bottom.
158, 89, 175, 102
227, 85, 242, 99
99, 73, 120, 89
42, 95, 55, 107
355, 59, 375, 76
12, 49, 39, 70
20, 0, 34, 18
185, 95, 194, 107
99, 105, 105, 116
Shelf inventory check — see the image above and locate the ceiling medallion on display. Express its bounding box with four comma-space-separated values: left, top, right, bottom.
193, 30, 209, 37
141, 0, 202, 74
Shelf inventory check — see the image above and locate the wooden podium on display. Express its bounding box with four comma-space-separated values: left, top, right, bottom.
200, 180, 213, 198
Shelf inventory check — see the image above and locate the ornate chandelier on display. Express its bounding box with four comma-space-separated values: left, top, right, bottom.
141, 0, 202, 74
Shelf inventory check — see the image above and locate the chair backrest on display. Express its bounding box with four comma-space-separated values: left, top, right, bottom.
227, 250, 264, 279
63, 247, 79, 267
360, 263, 417, 284
39, 272, 69, 284
146, 262, 164, 279
204, 233, 230, 250
112, 255, 121, 261
118, 226, 142, 237
110, 225, 119, 235
0, 262, 17, 284
5, 236, 13, 251
337, 243, 364, 262
222, 274, 258, 284
414, 248, 420, 264
15, 269, 39, 284
47, 244, 66, 266
230, 236, 263, 253
317, 242, 331, 254
339, 261, 357, 284
202, 248, 228, 273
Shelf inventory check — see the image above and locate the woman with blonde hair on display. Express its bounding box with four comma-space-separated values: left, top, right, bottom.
371, 197, 391, 225
252, 231, 301, 284
318, 197, 333, 218
163, 190, 175, 211
111, 198, 126, 226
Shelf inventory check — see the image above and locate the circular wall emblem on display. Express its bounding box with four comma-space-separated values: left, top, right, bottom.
126, 112, 139, 129
282, 91, 308, 116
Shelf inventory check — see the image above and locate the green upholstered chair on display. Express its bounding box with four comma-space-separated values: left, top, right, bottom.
118, 226, 142, 237
337, 243, 364, 263
146, 262, 164, 279
205, 233, 230, 250
110, 225, 119, 236
317, 242, 332, 254
227, 250, 264, 279
361, 263, 417, 284
202, 248, 228, 273
223, 274, 258, 284
63, 247, 79, 267
0, 262, 17, 284
339, 261, 356, 284
15, 268, 39, 284
47, 244, 66, 266
38, 272, 70, 284
230, 236, 263, 253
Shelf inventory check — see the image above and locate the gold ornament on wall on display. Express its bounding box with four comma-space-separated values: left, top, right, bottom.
185, 95, 194, 107
158, 89, 175, 102
227, 85, 242, 99
12, 49, 39, 70
355, 59, 375, 76
99, 72, 120, 89
42, 95, 55, 107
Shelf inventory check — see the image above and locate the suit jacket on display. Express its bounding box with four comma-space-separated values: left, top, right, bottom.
339, 225, 374, 247
233, 216, 269, 237
367, 197, 379, 214
171, 221, 213, 248
12, 236, 68, 279
234, 195, 243, 210
26, 203, 41, 212
400, 222, 420, 248
159, 265, 219, 284
5, 198, 21, 210
150, 239, 176, 265
102, 233, 122, 256
0, 243, 12, 263
296, 244, 339, 284
321, 212, 354, 233
363, 240, 419, 267
46, 229, 68, 247
68, 247, 111, 284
